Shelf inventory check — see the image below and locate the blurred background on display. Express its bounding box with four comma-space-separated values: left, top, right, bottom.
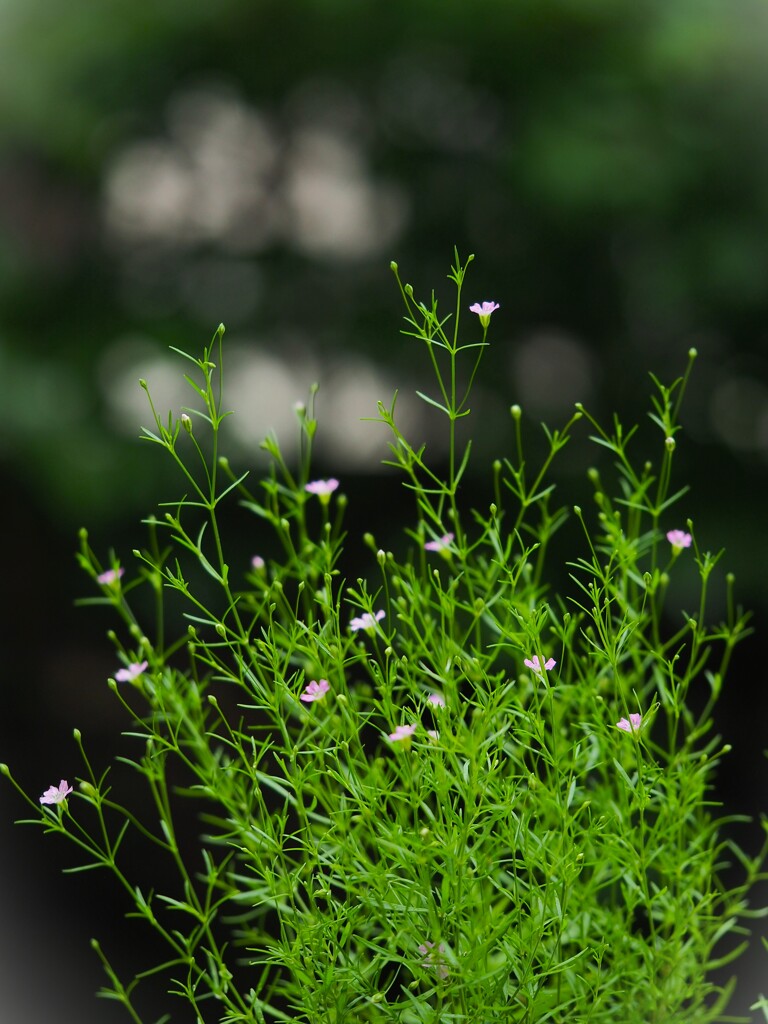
2, 0, 768, 1019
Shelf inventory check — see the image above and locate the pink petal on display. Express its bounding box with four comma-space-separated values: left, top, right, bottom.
305, 478, 339, 496
388, 723, 417, 743
300, 679, 330, 702
97, 568, 125, 585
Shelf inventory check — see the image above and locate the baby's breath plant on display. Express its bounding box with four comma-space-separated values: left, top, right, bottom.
3, 252, 766, 1023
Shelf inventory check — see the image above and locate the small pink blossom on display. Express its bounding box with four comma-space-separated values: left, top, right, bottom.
115, 660, 148, 683
424, 532, 454, 553
97, 567, 124, 586
388, 723, 417, 744
251, 555, 266, 570
301, 679, 330, 703
524, 655, 556, 675
469, 301, 499, 327
666, 529, 692, 551
418, 941, 449, 979
427, 693, 446, 707
617, 713, 642, 734
350, 609, 385, 632
40, 780, 73, 806
305, 478, 339, 497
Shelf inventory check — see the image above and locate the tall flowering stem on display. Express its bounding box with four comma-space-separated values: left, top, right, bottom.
389, 250, 488, 534
388, 250, 497, 647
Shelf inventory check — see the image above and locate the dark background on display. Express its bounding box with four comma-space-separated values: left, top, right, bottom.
2, 1, 768, 1019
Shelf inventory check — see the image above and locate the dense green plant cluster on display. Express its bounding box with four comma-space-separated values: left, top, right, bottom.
3, 255, 765, 1023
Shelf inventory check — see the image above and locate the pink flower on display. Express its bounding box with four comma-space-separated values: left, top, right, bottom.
424, 532, 454, 553
301, 679, 330, 703
97, 567, 124, 586
469, 301, 500, 327
523, 655, 556, 675
427, 693, 446, 707
251, 555, 265, 570
617, 713, 642, 734
115, 660, 148, 683
350, 609, 385, 632
40, 780, 73, 806
418, 941, 449, 979
305, 478, 339, 497
666, 529, 692, 551
388, 723, 417, 744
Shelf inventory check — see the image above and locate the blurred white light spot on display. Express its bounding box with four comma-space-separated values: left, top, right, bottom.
98, 336, 190, 435
285, 128, 408, 260
99, 335, 441, 472
102, 83, 409, 265
317, 358, 406, 468
167, 84, 277, 179
225, 347, 426, 469
225, 342, 318, 460
510, 330, 596, 416
103, 84, 281, 253
104, 143, 195, 243
167, 85, 280, 249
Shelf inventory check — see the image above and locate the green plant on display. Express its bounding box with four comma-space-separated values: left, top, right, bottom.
3, 253, 765, 1022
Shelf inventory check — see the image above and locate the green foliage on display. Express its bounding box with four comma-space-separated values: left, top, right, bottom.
3, 256, 766, 1022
